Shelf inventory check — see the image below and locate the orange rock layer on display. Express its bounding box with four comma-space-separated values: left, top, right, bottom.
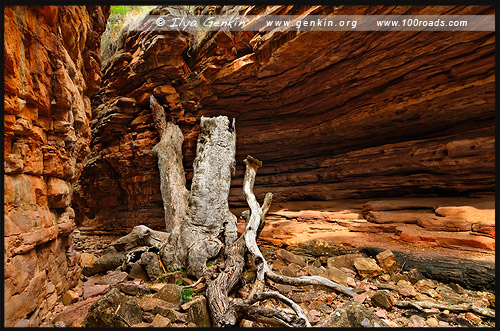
74, 5, 494, 239
3, 6, 109, 327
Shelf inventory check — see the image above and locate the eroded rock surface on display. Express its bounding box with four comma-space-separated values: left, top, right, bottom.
3, 5, 109, 327
6, 4, 494, 328
74, 5, 494, 250
51, 235, 495, 328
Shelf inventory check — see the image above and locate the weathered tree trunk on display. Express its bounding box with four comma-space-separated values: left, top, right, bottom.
147, 96, 355, 327
180, 114, 238, 278
151, 95, 237, 277
151, 96, 189, 270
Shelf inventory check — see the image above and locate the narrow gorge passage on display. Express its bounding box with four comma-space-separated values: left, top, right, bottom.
3, 4, 495, 328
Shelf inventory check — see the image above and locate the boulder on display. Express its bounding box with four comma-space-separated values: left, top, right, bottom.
370, 290, 394, 310
346, 276, 357, 287
378, 274, 390, 282
317, 301, 389, 327
464, 312, 482, 323
415, 293, 436, 303
416, 215, 470, 232
435, 285, 465, 305
142, 311, 154, 323
324, 266, 350, 286
139, 251, 164, 280
306, 309, 322, 325
159, 309, 187, 324
158, 271, 184, 284
407, 268, 425, 284
303, 265, 325, 277
62, 290, 79, 306
423, 288, 440, 298
96, 270, 128, 286
85, 288, 142, 327
354, 293, 368, 304
408, 314, 426, 327
80, 252, 97, 267
52, 296, 102, 327
449, 282, 464, 294
149, 282, 169, 292
131, 322, 151, 327
375, 250, 398, 274
434, 206, 494, 222
187, 296, 211, 327
82, 284, 109, 300
115, 283, 150, 296
151, 314, 171, 327
82, 250, 126, 276
390, 273, 409, 283
374, 309, 388, 319
426, 317, 439, 327
327, 253, 364, 272
138, 297, 177, 313
353, 258, 383, 278
275, 249, 306, 267
397, 280, 417, 297
127, 262, 149, 281
414, 279, 436, 292
280, 265, 298, 277
110, 225, 169, 251
154, 284, 183, 306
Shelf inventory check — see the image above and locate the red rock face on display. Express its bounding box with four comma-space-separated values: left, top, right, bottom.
3, 6, 109, 326
74, 5, 494, 245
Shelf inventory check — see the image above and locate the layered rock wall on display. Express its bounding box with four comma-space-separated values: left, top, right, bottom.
3, 6, 109, 326
74, 5, 494, 241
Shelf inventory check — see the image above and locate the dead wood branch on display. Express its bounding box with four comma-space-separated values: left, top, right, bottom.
394, 300, 495, 318
266, 272, 356, 298
149, 112, 357, 327
244, 292, 310, 327
236, 155, 354, 327
234, 302, 308, 327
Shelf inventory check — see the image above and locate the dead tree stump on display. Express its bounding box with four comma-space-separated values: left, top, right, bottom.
137, 95, 356, 327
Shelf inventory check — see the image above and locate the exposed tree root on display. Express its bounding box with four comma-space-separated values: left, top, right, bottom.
244, 292, 311, 327
394, 300, 495, 318
113, 109, 494, 327
206, 155, 355, 327
148, 108, 355, 327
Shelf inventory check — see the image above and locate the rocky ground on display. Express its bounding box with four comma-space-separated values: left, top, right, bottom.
40, 228, 495, 328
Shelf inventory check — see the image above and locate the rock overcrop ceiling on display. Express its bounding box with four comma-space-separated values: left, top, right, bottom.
73, 5, 494, 238
3, 6, 109, 326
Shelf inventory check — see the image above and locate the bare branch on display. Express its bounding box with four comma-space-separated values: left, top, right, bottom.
234, 303, 307, 328
242, 156, 268, 294
394, 300, 495, 318
257, 192, 273, 236
206, 235, 247, 327
184, 276, 205, 288
151, 96, 189, 270
267, 272, 356, 298
245, 292, 311, 327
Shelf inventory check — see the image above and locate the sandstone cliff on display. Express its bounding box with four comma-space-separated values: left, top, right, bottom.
3, 5, 495, 327
74, 5, 494, 239
3, 6, 109, 326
